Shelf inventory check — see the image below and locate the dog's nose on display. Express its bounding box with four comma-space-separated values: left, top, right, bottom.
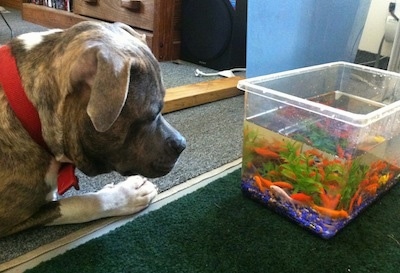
168, 136, 186, 155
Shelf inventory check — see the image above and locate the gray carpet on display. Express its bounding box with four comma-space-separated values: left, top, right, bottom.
0, 6, 47, 43
0, 7, 245, 264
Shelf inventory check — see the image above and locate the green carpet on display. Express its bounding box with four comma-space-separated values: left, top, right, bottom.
27, 169, 400, 273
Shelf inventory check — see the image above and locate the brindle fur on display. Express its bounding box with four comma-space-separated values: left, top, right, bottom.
0, 22, 185, 237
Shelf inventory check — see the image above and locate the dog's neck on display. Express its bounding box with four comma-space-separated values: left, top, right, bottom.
0, 45, 79, 195
0, 45, 46, 148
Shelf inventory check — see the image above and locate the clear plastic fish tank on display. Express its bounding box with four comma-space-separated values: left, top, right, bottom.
237, 62, 400, 239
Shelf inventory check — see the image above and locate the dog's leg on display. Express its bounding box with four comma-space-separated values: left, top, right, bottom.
49, 176, 157, 225
1, 176, 157, 237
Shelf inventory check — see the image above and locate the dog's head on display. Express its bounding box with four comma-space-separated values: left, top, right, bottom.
57, 22, 186, 178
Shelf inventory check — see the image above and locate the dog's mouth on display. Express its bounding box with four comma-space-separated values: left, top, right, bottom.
120, 170, 139, 176
118, 161, 176, 178
151, 162, 175, 176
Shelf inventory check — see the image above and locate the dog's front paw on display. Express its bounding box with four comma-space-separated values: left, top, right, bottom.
99, 176, 158, 216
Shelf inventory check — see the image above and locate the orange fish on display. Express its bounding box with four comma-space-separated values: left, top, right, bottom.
369, 174, 380, 185
253, 147, 280, 159
312, 205, 349, 219
320, 191, 341, 210
258, 175, 273, 188
364, 183, 379, 195
290, 193, 313, 204
370, 161, 387, 173
254, 175, 293, 191
254, 175, 273, 192
272, 181, 294, 190
254, 175, 268, 192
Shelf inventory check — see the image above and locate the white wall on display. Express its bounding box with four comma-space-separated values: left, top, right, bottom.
358, 0, 400, 56
247, 1, 370, 77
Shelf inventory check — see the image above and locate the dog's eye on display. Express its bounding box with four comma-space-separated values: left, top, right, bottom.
136, 103, 162, 124
146, 103, 163, 122
144, 114, 157, 123
137, 112, 159, 125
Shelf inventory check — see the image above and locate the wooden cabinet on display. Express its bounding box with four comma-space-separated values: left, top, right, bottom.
21, 0, 181, 61
0, 0, 22, 9
74, 0, 155, 31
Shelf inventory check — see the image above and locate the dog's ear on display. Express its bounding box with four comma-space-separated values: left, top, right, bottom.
87, 49, 131, 132
71, 47, 131, 132
113, 22, 147, 44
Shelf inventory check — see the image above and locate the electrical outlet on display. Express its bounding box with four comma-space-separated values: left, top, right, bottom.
385, 15, 398, 43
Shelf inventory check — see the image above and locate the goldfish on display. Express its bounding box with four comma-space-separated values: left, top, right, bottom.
290, 193, 313, 204
320, 191, 341, 210
253, 147, 280, 159
272, 181, 294, 190
312, 205, 349, 219
253, 175, 293, 191
254, 175, 269, 192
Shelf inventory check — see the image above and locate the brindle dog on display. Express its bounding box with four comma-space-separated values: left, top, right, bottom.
0, 21, 186, 237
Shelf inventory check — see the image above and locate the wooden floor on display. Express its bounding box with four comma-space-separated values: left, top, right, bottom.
163, 76, 243, 113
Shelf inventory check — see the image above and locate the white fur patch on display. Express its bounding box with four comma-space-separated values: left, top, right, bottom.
18, 29, 63, 51
45, 159, 61, 201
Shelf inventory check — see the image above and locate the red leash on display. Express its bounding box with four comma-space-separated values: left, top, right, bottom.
0, 45, 79, 195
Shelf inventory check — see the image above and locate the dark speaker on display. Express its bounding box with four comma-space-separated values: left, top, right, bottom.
180, 0, 247, 71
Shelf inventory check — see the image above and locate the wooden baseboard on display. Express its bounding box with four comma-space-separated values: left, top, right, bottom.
163, 76, 243, 113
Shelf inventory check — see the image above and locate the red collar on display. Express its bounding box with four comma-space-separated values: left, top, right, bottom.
0, 45, 79, 195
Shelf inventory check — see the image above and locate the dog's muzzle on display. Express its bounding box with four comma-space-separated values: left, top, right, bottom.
153, 134, 186, 175
167, 135, 186, 155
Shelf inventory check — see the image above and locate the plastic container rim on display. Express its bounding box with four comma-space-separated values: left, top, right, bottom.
238, 62, 400, 127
